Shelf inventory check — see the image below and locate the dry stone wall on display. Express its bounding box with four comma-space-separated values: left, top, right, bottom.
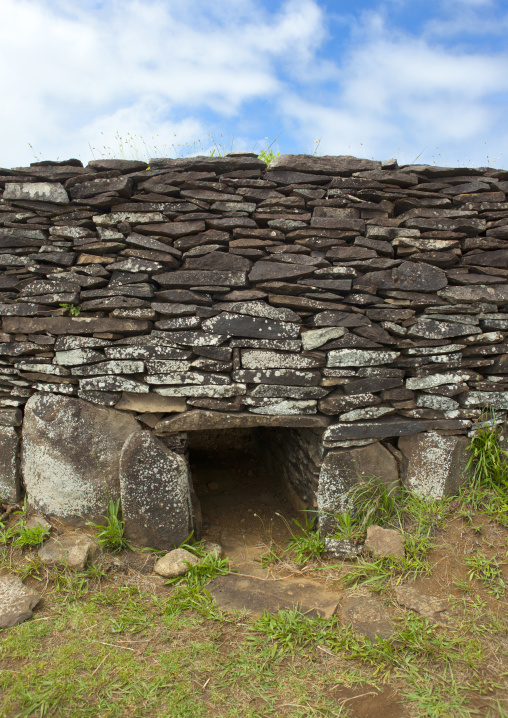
1, 152, 507, 536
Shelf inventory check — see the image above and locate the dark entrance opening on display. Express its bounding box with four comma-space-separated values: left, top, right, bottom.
187, 428, 304, 562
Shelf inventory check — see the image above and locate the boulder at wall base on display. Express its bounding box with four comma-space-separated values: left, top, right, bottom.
119, 431, 194, 551
21, 393, 139, 525
398, 431, 469, 499
317, 441, 400, 533
0, 427, 20, 502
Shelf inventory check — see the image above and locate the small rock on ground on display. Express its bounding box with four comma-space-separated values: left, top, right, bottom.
364, 525, 405, 558
38, 533, 99, 571
203, 542, 223, 558
324, 537, 363, 559
154, 548, 199, 578
25, 515, 51, 531
340, 596, 394, 641
0, 575, 41, 628
394, 585, 450, 624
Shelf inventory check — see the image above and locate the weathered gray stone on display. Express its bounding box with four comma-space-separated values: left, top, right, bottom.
55, 349, 105, 366
208, 568, 340, 618
146, 371, 229, 386
154, 410, 329, 434
302, 327, 347, 350
364, 525, 405, 558
323, 418, 469, 442
71, 361, 144, 377
269, 154, 381, 175
0, 427, 20, 502
155, 270, 248, 287
327, 349, 400, 367
3, 182, 69, 204
317, 443, 400, 532
406, 372, 469, 390
0, 409, 22, 426
233, 369, 321, 386
250, 385, 327, 399
408, 319, 481, 339
460, 392, 508, 409
340, 407, 394, 422
398, 432, 469, 498
120, 431, 193, 550
154, 383, 245, 398
114, 392, 187, 413
324, 538, 362, 558
438, 285, 508, 306
355, 261, 447, 292
216, 301, 300, 322
249, 399, 317, 415
38, 533, 99, 570
22, 393, 139, 523
248, 262, 314, 282
0, 575, 41, 628
319, 392, 381, 416
241, 350, 323, 369
79, 377, 149, 393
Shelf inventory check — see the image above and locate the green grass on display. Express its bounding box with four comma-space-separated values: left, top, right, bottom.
87, 498, 132, 554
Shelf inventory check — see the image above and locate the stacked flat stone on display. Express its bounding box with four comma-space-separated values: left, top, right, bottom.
1, 153, 507, 511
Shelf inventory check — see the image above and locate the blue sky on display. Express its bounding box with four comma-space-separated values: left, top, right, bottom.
2, 0, 508, 168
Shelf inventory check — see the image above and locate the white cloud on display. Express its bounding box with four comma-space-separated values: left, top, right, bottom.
279, 9, 508, 167
0, 0, 325, 167
1, 0, 508, 170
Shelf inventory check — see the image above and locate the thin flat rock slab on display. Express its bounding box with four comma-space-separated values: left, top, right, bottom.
340, 596, 394, 642
394, 585, 450, 624
154, 410, 329, 434
0, 575, 41, 628
208, 570, 340, 618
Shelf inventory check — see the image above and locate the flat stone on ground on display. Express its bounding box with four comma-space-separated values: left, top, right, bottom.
38, 533, 99, 571
394, 585, 450, 624
364, 525, 405, 558
208, 566, 340, 618
0, 575, 41, 628
340, 596, 394, 642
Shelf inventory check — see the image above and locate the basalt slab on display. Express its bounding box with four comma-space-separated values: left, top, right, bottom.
398, 432, 469, 498
317, 442, 400, 532
0, 427, 20, 502
154, 410, 329, 434
21, 393, 140, 524
2, 317, 151, 335
119, 431, 193, 550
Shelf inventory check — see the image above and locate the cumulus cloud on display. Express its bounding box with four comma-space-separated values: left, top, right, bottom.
280, 8, 508, 166
0, 0, 325, 166
1, 0, 507, 169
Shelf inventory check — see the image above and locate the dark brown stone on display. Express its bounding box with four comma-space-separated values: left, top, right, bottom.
184, 251, 252, 271
268, 154, 381, 175
2, 317, 151, 335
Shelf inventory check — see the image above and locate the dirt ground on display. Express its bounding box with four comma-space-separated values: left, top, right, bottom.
1, 434, 508, 717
